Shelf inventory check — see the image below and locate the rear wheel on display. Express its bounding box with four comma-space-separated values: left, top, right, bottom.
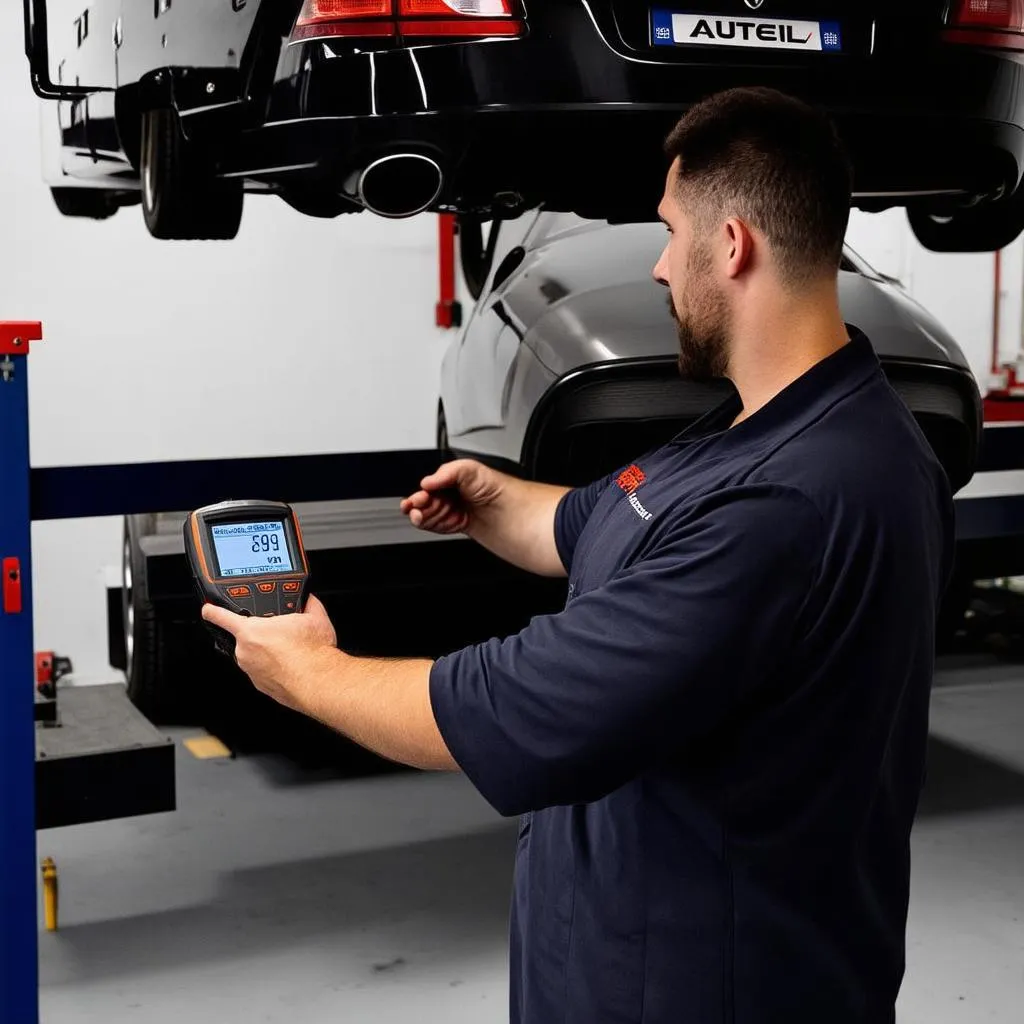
140, 107, 243, 240
122, 516, 214, 724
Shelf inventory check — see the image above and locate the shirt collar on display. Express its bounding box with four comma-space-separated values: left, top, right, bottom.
673, 331, 880, 447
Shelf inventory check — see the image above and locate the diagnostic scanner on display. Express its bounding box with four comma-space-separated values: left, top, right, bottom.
184, 500, 310, 656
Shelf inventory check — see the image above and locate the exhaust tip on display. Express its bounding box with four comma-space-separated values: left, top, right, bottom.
355, 153, 443, 219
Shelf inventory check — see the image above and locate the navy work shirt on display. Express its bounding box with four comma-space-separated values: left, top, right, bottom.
430, 334, 954, 1024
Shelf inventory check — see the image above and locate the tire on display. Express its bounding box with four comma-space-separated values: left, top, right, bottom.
140, 107, 243, 240
908, 190, 1024, 253
50, 187, 125, 221
122, 516, 214, 724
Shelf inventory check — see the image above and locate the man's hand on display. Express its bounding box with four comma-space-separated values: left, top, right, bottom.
401, 460, 570, 577
201, 596, 457, 771
400, 459, 504, 536
202, 595, 339, 715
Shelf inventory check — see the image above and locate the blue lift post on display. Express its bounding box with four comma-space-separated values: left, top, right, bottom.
0, 321, 43, 1024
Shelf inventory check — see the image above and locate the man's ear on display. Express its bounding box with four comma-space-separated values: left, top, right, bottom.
723, 217, 755, 279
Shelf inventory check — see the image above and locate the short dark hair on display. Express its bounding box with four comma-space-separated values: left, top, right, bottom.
664, 87, 852, 284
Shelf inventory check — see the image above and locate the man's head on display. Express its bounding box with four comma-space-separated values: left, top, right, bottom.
652, 87, 852, 380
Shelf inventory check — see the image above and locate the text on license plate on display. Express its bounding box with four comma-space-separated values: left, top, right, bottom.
651, 10, 842, 52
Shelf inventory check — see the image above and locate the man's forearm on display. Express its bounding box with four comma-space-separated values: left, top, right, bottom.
466, 475, 570, 577
295, 647, 458, 771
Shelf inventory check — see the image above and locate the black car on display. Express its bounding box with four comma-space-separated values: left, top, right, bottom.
27, 1, 1024, 248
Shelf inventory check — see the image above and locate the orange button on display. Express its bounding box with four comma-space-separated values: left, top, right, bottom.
285, 601, 296, 611
227, 585, 251, 598
257, 582, 276, 593
282, 581, 300, 593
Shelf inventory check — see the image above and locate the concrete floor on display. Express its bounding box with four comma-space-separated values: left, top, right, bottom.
38, 659, 1024, 1023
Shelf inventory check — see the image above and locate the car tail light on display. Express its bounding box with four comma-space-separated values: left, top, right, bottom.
950, 0, 1024, 30
399, 0, 514, 13
945, 0, 1024, 48
292, 0, 395, 39
291, 0, 521, 43
398, 0, 519, 35
310, 0, 392, 13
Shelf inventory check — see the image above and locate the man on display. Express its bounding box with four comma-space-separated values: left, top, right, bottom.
205, 87, 954, 1023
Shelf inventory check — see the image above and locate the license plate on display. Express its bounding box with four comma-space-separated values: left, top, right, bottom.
651, 10, 842, 53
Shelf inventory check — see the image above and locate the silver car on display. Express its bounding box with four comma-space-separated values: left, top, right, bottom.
440, 214, 980, 497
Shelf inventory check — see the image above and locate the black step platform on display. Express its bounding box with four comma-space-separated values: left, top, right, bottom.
36, 684, 176, 830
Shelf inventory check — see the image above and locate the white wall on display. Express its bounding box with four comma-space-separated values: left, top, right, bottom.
0, 4, 450, 682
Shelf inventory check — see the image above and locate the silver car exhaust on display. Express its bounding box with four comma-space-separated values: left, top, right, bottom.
343, 153, 444, 219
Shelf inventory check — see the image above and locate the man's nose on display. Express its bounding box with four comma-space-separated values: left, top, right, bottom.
652, 248, 669, 286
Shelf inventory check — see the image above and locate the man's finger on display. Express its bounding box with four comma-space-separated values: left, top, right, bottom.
419, 508, 465, 534
202, 602, 247, 635
400, 491, 435, 517
436, 512, 467, 534
412, 511, 445, 531
419, 493, 450, 515
419, 504, 458, 529
417, 500, 456, 527
420, 461, 462, 492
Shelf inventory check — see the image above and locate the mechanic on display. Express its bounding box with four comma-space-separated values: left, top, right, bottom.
204, 87, 954, 1023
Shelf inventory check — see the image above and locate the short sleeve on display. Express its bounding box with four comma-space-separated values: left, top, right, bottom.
553, 471, 616, 572
430, 485, 824, 816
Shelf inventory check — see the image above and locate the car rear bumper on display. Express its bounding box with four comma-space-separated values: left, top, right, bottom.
496, 353, 980, 488
238, 5, 1024, 211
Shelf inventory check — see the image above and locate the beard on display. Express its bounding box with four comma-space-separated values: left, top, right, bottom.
667, 242, 730, 382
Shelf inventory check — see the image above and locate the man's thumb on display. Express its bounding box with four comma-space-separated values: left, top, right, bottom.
202, 602, 243, 634
302, 593, 329, 619
422, 459, 466, 492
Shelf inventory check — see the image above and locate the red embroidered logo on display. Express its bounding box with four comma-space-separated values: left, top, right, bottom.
616, 465, 646, 495
616, 464, 653, 521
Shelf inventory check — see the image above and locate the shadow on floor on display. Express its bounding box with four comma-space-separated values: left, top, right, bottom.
192, 687, 412, 785
918, 733, 1024, 817
41, 822, 517, 984
246, 749, 409, 788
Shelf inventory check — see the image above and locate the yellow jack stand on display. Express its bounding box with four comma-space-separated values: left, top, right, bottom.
41, 858, 58, 932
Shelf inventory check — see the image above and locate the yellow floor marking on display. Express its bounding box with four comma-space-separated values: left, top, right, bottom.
183, 734, 233, 759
